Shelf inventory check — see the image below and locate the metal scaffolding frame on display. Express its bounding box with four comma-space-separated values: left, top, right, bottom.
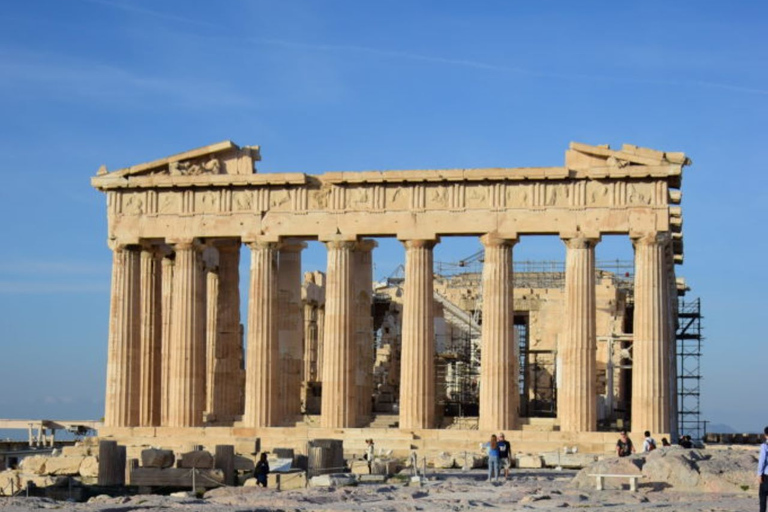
677, 298, 704, 442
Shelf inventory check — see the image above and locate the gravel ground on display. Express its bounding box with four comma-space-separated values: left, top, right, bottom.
0, 469, 757, 511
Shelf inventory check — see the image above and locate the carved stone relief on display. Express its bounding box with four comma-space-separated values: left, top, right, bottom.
122, 193, 145, 215
386, 186, 409, 210
465, 184, 488, 209
347, 187, 370, 210
233, 190, 252, 211
167, 156, 221, 176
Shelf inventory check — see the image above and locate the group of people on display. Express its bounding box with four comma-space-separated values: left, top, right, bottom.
615, 430, 685, 457
484, 433, 512, 482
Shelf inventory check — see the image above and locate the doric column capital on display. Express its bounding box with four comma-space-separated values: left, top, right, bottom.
355, 239, 378, 253
480, 233, 518, 248
401, 239, 438, 250
631, 231, 671, 248
279, 239, 308, 253
324, 240, 357, 251
167, 238, 203, 251
561, 234, 601, 250
245, 240, 279, 251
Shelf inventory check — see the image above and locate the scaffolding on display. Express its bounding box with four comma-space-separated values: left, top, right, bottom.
677, 298, 704, 442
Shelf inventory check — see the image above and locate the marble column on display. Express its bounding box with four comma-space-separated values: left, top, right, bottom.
355, 240, 376, 426
399, 239, 436, 430
320, 240, 356, 428
632, 232, 672, 434
303, 302, 318, 384
165, 239, 207, 427
104, 244, 141, 427
204, 247, 220, 420
243, 241, 279, 427
278, 241, 306, 424
160, 254, 174, 426
558, 235, 599, 432
478, 234, 518, 431
215, 241, 243, 421
138, 245, 162, 427
665, 243, 679, 441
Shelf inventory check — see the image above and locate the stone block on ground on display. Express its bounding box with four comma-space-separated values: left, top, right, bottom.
177, 450, 214, 469
61, 446, 91, 457
46, 456, 85, 475
22, 474, 68, 488
0, 471, 20, 496
371, 458, 398, 475
309, 473, 357, 487
358, 474, 387, 483
272, 469, 306, 490
431, 452, 455, 469
516, 454, 544, 469
79, 456, 100, 478
141, 448, 175, 469
272, 448, 294, 459
19, 456, 47, 475
542, 452, 600, 469
350, 460, 370, 475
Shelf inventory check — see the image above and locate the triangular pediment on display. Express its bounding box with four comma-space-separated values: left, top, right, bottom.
96, 141, 261, 178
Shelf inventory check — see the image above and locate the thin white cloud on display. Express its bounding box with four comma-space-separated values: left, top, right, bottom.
0, 48, 256, 109
251, 38, 768, 96
79, 0, 218, 29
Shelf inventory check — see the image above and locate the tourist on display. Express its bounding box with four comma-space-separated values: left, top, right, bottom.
661, 437, 671, 447
484, 434, 500, 482
365, 438, 375, 473
254, 452, 270, 487
642, 430, 657, 452
497, 432, 511, 480
757, 426, 768, 512
679, 435, 693, 448
616, 431, 635, 457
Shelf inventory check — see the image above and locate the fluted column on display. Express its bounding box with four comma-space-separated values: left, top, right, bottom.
278, 241, 306, 424
104, 244, 141, 427
138, 245, 162, 427
355, 240, 377, 425
665, 243, 679, 441
320, 240, 356, 428
243, 241, 279, 427
632, 232, 672, 434
399, 239, 436, 430
303, 302, 318, 383
160, 254, 174, 425
204, 247, 220, 420
166, 239, 206, 427
478, 234, 518, 431
215, 241, 243, 420
558, 235, 599, 432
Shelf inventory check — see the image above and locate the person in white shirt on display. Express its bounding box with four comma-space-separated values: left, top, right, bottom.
642, 430, 657, 453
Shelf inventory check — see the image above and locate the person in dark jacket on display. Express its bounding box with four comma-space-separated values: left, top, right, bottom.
254, 452, 270, 487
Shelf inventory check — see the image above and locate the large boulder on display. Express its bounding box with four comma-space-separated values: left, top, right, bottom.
350, 460, 370, 475
141, 448, 175, 469
697, 449, 757, 492
61, 445, 91, 457
642, 448, 701, 489
19, 456, 47, 475
45, 456, 85, 476
177, 450, 214, 469
572, 456, 643, 490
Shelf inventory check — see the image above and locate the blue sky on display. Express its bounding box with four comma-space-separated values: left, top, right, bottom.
0, 1, 765, 434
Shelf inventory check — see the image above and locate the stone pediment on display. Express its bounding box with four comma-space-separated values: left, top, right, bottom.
96, 141, 261, 179
566, 142, 691, 170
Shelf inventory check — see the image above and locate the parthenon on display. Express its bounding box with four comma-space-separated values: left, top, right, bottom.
92, 141, 690, 454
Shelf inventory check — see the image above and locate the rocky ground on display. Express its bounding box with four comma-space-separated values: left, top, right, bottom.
0, 467, 758, 512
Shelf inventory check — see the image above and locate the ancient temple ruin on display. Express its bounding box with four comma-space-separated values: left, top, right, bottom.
92, 141, 690, 455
